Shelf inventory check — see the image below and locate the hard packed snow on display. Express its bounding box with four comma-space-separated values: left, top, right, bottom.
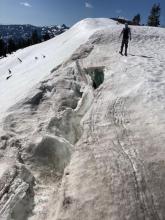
0, 18, 165, 220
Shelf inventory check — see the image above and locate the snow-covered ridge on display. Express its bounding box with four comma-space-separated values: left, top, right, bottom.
0, 18, 165, 220
0, 18, 116, 122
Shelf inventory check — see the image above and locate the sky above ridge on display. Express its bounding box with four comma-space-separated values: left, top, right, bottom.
0, 0, 165, 26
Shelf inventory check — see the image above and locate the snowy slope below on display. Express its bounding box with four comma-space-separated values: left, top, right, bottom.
0, 18, 165, 220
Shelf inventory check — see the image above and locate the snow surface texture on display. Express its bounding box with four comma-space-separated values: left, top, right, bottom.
0, 18, 165, 220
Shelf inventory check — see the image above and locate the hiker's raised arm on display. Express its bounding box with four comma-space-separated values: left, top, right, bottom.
119, 30, 123, 39
129, 29, 132, 40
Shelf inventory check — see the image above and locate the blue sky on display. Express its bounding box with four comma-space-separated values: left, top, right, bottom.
0, 0, 164, 26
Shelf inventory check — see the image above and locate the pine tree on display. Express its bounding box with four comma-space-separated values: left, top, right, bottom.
43, 32, 50, 41
0, 38, 6, 57
132, 14, 141, 25
26, 38, 31, 47
148, 4, 161, 27
31, 30, 39, 45
17, 37, 31, 49
17, 38, 24, 49
7, 38, 17, 54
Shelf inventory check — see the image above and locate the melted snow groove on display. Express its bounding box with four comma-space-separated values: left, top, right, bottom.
0, 58, 95, 220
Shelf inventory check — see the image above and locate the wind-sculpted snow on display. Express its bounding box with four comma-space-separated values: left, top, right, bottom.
0, 18, 165, 220
0, 18, 115, 122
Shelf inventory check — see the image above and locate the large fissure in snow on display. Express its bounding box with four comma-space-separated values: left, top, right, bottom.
0, 55, 96, 219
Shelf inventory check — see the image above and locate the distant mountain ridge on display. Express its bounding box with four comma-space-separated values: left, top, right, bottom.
0, 24, 69, 42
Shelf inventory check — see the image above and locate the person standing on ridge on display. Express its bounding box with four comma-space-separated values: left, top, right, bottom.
119, 23, 131, 56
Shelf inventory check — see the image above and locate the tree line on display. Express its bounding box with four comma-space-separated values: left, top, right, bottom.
132, 3, 161, 26
0, 30, 51, 58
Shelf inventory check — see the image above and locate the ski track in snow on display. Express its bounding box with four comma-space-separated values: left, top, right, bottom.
0, 18, 165, 220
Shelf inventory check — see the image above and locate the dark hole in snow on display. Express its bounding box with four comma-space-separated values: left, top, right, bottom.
63, 196, 72, 209
85, 67, 104, 89
25, 91, 43, 106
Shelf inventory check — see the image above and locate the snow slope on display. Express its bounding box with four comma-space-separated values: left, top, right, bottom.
0, 18, 115, 122
0, 18, 165, 220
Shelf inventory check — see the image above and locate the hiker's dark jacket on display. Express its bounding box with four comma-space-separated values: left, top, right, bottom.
121, 27, 131, 40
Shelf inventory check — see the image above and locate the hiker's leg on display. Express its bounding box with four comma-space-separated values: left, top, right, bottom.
120, 40, 124, 54
125, 40, 128, 56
